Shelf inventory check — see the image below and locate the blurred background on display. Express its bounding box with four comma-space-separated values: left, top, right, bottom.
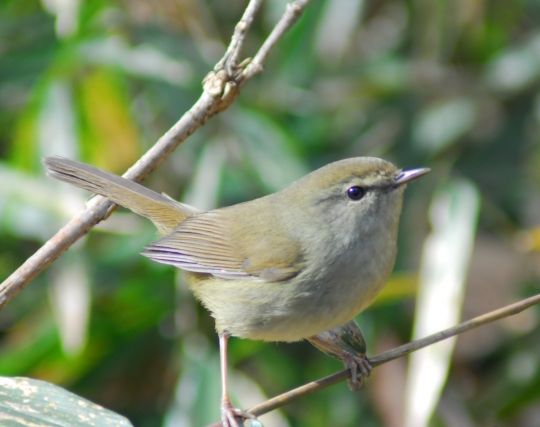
1, 0, 540, 426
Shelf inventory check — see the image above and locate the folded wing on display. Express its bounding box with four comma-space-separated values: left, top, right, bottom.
142, 208, 303, 282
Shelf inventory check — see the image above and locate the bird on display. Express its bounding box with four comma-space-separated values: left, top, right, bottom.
44, 155, 429, 426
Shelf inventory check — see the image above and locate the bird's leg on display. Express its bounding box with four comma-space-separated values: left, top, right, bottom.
219, 333, 257, 427
307, 320, 372, 391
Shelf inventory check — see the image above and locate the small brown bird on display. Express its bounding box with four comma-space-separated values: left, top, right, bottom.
44, 156, 428, 426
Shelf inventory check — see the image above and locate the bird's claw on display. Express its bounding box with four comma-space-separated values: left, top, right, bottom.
221, 401, 258, 427
343, 352, 372, 391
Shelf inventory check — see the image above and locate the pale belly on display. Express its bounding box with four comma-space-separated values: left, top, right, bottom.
187, 270, 387, 342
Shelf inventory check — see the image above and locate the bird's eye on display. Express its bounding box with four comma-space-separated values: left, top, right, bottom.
346, 186, 366, 201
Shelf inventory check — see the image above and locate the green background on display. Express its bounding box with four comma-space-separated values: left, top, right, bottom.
1, 0, 540, 426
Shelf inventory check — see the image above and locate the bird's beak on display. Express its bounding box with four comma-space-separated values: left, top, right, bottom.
394, 167, 430, 186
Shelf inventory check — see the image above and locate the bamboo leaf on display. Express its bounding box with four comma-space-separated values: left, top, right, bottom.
0, 377, 133, 426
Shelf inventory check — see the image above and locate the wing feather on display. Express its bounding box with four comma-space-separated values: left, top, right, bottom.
141, 207, 304, 282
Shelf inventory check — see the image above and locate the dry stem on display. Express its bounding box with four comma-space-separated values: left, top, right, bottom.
246, 293, 540, 417
0, 0, 312, 309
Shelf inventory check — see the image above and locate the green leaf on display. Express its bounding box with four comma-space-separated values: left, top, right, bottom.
0, 376, 133, 426
405, 178, 481, 427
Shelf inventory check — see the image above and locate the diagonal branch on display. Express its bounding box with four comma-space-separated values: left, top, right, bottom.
0, 0, 312, 310
244, 292, 540, 418
244, 0, 311, 78
216, 0, 263, 76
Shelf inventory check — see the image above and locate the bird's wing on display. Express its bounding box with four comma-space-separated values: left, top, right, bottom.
141, 208, 304, 282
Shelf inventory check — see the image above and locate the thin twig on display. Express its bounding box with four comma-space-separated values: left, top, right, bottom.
244, 0, 311, 79
0, 0, 312, 309
247, 292, 540, 417
216, 0, 263, 76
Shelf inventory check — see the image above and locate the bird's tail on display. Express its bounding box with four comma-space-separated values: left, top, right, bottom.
44, 156, 196, 234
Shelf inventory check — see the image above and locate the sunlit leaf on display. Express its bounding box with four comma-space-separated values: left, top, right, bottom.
374, 273, 418, 305
516, 227, 540, 253
40, 0, 81, 38
315, 0, 365, 63
183, 140, 226, 211
404, 178, 480, 427
413, 97, 476, 153
38, 79, 79, 160
0, 376, 132, 426
0, 163, 83, 239
78, 37, 193, 85
78, 69, 140, 172
49, 254, 90, 356
487, 33, 540, 93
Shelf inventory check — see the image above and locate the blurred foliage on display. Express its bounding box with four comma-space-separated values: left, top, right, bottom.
1, 0, 540, 426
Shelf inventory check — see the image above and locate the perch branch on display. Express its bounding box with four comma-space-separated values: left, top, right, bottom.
0, 0, 312, 309
245, 292, 540, 417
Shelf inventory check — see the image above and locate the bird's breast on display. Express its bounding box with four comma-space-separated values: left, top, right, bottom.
188, 225, 398, 342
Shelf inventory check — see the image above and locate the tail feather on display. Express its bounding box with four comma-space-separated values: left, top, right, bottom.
44, 156, 196, 234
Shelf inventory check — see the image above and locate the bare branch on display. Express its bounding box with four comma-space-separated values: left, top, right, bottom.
244, 0, 311, 79
246, 292, 540, 417
0, 0, 313, 309
216, 0, 263, 76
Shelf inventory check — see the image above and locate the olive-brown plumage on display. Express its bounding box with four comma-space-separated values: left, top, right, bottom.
44, 155, 429, 427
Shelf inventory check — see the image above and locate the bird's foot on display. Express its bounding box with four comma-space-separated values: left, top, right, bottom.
342, 352, 372, 391
221, 400, 257, 427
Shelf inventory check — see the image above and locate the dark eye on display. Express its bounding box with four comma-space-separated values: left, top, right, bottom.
346, 186, 366, 201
